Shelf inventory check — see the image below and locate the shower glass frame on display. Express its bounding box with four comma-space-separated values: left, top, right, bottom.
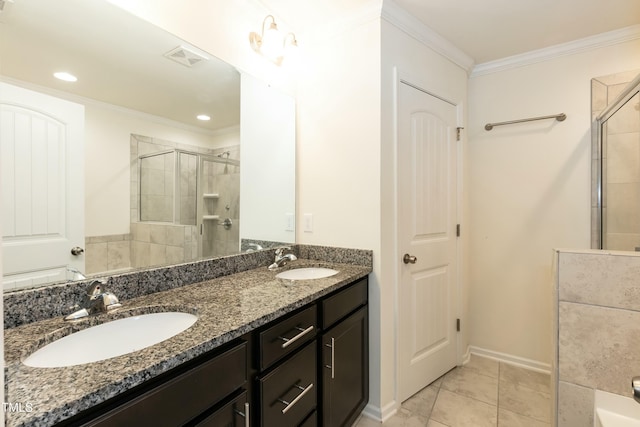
592, 73, 640, 250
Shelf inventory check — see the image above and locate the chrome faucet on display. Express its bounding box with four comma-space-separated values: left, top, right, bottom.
632, 377, 640, 404
268, 247, 297, 270
65, 279, 122, 321
66, 266, 87, 281
246, 243, 264, 252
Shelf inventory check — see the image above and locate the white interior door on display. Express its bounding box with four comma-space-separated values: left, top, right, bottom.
1, 82, 85, 290
397, 81, 458, 402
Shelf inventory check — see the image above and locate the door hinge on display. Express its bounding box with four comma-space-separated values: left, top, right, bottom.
456, 127, 464, 141
456, 224, 461, 237
456, 318, 461, 332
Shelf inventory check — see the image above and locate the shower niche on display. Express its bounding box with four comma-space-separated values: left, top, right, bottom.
134, 134, 240, 268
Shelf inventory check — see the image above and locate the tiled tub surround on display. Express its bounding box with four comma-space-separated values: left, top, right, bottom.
552, 249, 640, 426
85, 234, 132, 275
4, 246, 371, 427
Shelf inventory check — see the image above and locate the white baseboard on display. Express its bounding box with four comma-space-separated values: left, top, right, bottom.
359, 400, 399, 423
460, 345, 471, 366
469, 346, 551, 374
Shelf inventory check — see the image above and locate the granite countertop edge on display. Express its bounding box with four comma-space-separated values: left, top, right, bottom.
5, 259, 371, 427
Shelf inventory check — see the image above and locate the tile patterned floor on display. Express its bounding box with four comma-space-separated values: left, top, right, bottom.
355, 355, 551, 427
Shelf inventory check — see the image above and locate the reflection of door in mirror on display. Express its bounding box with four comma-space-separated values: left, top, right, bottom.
592, 71, 640, 250
1, 82, 85, 290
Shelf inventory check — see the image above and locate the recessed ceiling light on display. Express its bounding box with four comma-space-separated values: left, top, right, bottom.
197, 114, 211, 121
54, 72, 78, 82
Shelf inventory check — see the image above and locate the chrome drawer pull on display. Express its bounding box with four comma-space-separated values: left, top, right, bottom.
278, 325, 314, 349
277, 383, 314, 414
233, 402, 250, 427
324, 338, 335, 379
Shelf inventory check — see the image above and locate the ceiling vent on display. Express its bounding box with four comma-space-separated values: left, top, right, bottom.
163, 46, 209, 68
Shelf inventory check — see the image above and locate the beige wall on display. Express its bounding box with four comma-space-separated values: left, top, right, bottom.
296, 11, 385, 414
467, 39, 640, 366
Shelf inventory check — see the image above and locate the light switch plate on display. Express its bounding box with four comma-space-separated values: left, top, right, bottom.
285, 213, 295, 231
303, 213, 313, 232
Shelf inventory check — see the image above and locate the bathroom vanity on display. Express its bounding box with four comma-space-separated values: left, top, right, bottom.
4, 254, 370, 427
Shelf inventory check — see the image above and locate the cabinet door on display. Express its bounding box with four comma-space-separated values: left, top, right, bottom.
322, 307, 368, 427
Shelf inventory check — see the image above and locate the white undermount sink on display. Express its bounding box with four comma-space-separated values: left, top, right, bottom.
23, 312, 198, 368
276, 267, 339, 280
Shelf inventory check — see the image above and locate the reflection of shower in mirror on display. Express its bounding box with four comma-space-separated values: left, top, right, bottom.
134, 135, 241, 266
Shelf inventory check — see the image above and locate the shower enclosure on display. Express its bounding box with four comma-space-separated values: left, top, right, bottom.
137, 148, 240, 262
592, 72, 640, 250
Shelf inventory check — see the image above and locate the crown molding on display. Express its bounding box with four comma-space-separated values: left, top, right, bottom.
471, 24, 640, 78
381, 0, 475, 74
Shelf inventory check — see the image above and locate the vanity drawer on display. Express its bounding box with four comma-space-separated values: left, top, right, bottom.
193, 390, 249, 427
258, 341, 317, 427
84, 341, 247, 427
259, 305, 317, 370
321, 277, 367, 329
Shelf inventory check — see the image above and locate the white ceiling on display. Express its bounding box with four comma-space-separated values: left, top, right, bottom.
0, 0, 240, 132
393, 0, 640, 64
262, 0, 640, 65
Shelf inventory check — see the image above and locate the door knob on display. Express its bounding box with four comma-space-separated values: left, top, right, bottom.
403, 254, 417, 264
71, 246, 84, 256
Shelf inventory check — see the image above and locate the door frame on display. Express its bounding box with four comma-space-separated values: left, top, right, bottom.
391, 67, 466, 403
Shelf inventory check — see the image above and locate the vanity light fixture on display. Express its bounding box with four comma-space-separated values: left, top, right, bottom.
249, 15, 298, 66
196, 114, 211, 121
53, 72, 78, 82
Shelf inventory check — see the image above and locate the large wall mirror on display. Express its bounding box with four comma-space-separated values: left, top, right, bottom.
0, 0, 296, 291
591, 70, 640, 250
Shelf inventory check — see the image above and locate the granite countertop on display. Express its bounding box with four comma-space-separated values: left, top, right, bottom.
4, 259, 371, 427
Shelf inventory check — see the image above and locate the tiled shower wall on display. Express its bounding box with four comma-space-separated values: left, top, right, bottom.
201, 150, 240, 258
130, 222, 198, 269
553, 249, 640, 426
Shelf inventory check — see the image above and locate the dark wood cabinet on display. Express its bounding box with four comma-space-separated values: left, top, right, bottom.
257, 341, 317, 426
73, 340, 248, 427
193, 391, 249, 427
254, 277, 368, 427
321, 307, 368, 427
63, 276, 368, 427
319, 277, 368, 427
